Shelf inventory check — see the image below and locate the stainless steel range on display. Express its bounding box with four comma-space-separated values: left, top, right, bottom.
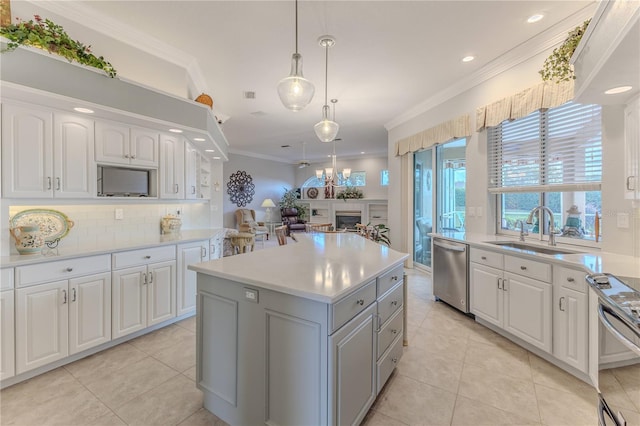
586, 273, 640, 426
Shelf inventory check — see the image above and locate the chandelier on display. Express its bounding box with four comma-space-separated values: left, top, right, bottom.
315, 121, 350, 197
314, 36, 339, 142
277, 0, 314, 111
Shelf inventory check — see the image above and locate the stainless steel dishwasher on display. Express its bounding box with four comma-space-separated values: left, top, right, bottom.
433, 238, 469, 313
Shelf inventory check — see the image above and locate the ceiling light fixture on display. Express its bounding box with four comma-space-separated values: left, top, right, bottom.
314, 36, 339, 143
298, 141, 310, 168
604, 86, 633, 95
462, 56, 475, 63
73, 107, 94, 114
277, 0, 315, 111
527, 14, 544, 23
315, 136, 351, 198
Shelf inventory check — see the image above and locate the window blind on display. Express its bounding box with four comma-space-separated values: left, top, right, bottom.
488, 102, 601, 193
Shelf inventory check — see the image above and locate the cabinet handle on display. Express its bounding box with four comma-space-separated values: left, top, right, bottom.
391, 357, 398, 364
144, 255, 151, 259
131, 154, 136, 159
520, 266, 527, 271
62, 289, 67, 304
65, 267, 73, 272
502, 278, 508, 292
47, 177, 52, 190
72, 287, 77, 302
124, 154, 130, 159
391, 329, 398, 335
148, 272, 153, 284
201, 247, 207, 258
391, 300, 398, 306
174, 184, 179, 193
356, 299, 365, 306
56, 177, 61, 190
391, 275, 398, 281
481, 256, 487, 260
559, 296, 565, 312
192, 186, 196, 194
627, 176, 636, 190
497, 278, 502, 290
566, 277, 575, 283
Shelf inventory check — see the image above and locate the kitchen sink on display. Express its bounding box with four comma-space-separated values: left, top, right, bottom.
486, 241, 582, 255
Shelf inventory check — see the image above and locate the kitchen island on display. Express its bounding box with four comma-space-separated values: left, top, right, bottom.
189, 232, 408, 426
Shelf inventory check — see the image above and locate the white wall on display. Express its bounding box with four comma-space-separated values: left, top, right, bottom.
387, 50, 637, 256
223, 154, 296, 229
294, 156, 389, 200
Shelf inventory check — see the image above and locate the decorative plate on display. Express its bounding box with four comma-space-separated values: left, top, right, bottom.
10, 209, 74, 242
307, 187, 319, 199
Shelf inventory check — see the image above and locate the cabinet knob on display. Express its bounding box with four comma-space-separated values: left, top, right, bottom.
481, 256, 487, 260
356, 299, 365, 306
391, 329, 398, 335
144, 255, 151, 259
131, 155, 136, 159
391, 275, 398, 281
391, 300, 398, 306
65, 267, 73, 272
391, 357, 398, 364
520, 266, 527, 270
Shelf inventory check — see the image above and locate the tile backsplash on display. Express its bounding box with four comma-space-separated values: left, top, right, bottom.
7, 203, 212, 252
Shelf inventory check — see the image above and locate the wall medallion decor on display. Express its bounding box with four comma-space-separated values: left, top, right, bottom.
306, 187, 319, 199
227, 170, 255, 207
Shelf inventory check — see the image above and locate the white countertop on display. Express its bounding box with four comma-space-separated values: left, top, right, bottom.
189, 233, 409, 304
0, 229, 224, 268
430, 231, 640, 280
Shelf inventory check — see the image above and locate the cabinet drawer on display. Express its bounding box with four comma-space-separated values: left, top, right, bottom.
377, 333, 403, 394
112, 245, 176, 269
504, 255, 551, 283
555, 266, 587, 293
377, 264, 404, 296
378, 282, 404, 325
15, 255, 111, 287
1, 268, 14, 290
470, 248, 503, 269
331, 280, 376, 333
377, 308, 403, 359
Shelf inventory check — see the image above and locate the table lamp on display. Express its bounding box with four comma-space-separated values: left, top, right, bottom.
261, 198, 276, 222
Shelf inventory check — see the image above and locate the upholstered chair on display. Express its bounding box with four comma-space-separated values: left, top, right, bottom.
280, 207, 306, 234
235, 208, 269, 239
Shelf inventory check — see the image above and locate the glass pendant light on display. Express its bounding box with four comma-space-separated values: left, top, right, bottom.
277, 0, 314, 111
314, 36, 339, 142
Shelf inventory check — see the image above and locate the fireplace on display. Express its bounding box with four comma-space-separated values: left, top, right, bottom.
335, 210, 362, 230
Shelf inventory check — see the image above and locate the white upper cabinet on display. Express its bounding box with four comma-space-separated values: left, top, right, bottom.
95, 121, 159, 167
185, 142, 198, 199
2, 103, 94, 198
624, 96, 639, 200
159, 134, 185, 199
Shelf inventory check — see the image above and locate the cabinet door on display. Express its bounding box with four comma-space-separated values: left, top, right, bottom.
69, 273, 111, 355
112, 266, 147, 339
147, 261, 176, 326
95, 121, 130, 165
329, 303, 376, 426
159, 134, 185, 199
177, 243, 205, 316
1, 103, 53, 198
504, 272, 552, 353
1, 290, 15, 380
553, 287, 588, 372
184, 143, 198, 199
624, 96, 639, 200
130, 128, 159, 167
53, 113, 95, 198
470, 263, 503, 327
15, 281, 69, 374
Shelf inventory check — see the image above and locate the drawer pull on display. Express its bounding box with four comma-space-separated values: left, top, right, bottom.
520, 266, 527, 270
391, 275, 398, 281
559, 296, 565, 312
62, 289, 67, 304
148, 272, 153, 284
497, 278, 502, 290
72, 288, 77, 302
391, 300, 398, 307
566, 277, 575, 282
356, 299, 365, 306
56, 177, 61, 190
144, 255, 151, 259
481, 256, 487, 260
65, 267, 73, 272
391, 329, 398, 335
391, 357, 398, 364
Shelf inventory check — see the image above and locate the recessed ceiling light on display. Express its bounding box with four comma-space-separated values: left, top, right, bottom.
205, 149, 215, 152
213, 156, 221, 160
527, 14, 544, 23
73, 107, 94, 114
462, 56, 475, 63
604, 86, 633, 95
169, 128, 183, 133
360, 152, 365, 154
193, 137, 205, 142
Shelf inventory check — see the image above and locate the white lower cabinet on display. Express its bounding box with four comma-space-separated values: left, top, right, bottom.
177, 241, 208, 316
112, 260, 176, 339
471, 250, 552, 353
15, 272, 111, 375
1, 289, 15, 380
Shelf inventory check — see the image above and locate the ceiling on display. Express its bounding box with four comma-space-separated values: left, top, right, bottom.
11, 1, 594, 164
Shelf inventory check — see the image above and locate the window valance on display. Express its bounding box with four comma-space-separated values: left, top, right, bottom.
395, 114, 470, 156
475, 80, 574, 131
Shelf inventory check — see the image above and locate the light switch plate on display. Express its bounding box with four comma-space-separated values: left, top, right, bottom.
617, 212, 630, 228
115, 208, 124, 220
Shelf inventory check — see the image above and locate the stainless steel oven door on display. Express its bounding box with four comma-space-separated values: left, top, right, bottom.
597, 303, 640, 426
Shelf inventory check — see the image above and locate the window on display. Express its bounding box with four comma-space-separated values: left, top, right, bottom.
489, 102, 602, 242
300, 171, 366, 189
380, 170, 389, 186
437, 139, 466, 231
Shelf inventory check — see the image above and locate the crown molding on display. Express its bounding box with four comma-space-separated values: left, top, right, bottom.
228, 149, 294, 164
385, 4, 596, 131
23, 0, 209, 95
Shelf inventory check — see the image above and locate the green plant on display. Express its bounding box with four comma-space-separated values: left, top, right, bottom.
1, 15, 117, 77
539, 19, 590, 83
336, 187, 364, 201
278, 188, 308, 219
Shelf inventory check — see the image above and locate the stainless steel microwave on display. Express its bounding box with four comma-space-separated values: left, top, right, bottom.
97, 166, 150, 197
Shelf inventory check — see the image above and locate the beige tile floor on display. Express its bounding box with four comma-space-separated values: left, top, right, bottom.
0, 264, 612, 426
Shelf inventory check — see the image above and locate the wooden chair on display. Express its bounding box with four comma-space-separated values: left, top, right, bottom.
306, 223, 333, 232
275, 225, 288, 246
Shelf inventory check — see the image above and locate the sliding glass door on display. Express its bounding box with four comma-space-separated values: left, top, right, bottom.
414, 149, 433, 268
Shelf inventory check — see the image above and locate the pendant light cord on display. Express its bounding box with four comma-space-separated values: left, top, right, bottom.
294, 0, 298, 55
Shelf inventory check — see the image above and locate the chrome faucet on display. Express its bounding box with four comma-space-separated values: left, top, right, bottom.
526, 206, 559, 246
515, 220, 528, 242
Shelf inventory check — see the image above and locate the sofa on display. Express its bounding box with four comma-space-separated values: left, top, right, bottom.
280, 207, 306, 234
